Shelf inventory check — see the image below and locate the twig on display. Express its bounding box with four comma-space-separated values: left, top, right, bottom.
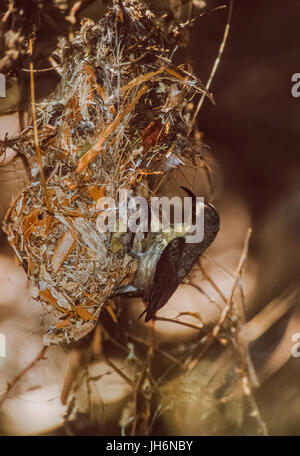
189, 0, 234, 134
130, 322, 157, 436
202, 253, 235, 278
103, 355, 133, 387
240, 284, 300, 344
1, 0, 14, 24
186, 228, 252, 371
242, 375, 268, 436
127, 332, 186, 370
198, 259, 228, 304
187, 280, 223, 312
212, 228, 252, 338
0, 346, 47, 407
154, 316, 205, 331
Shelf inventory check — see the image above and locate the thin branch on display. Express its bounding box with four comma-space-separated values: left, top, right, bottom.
154, 316, 205, 332
186, 228, 252, 371
198, 259, 227, 304
103, 355, 133, 387
189, 0, 234, 134
212, 228, 252, 338
127, 332, 186, 370
0, 346, 47, 407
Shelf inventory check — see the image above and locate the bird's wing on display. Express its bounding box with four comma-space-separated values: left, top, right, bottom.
144, 236, 185, 322
143, 203, 220, 322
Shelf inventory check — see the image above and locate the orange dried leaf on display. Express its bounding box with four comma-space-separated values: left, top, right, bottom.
121, 68, 164, 94
40, 288, 68, 314
166, 141, 176, 158
88, 185, 106, 201
63, 177, 77, 191
120, 66, 190, 96
43, 214, 54, 236
105, 304, 118, 324
27, 256, 35, 273
165, 121, 170, 135
84, 63, 109, 102
62, 209, 84, 217
56, 319, 71, 328
23, 208, 41, 241
76, 307, 97, 322
138, 170, 163, 176
92, 323, 102, 355
141, 118, 163, 150
63, 95, 82, 125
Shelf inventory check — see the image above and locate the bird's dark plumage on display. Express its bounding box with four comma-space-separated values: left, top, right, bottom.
142, 201, 220, 321
144, 236, 185, 321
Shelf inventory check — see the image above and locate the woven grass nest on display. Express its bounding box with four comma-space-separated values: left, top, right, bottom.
3, 0, 210, 345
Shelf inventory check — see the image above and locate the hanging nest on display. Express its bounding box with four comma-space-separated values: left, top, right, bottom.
2, 0, 211, 345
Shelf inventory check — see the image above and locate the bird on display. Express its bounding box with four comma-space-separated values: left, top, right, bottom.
115, 187, 220, 321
